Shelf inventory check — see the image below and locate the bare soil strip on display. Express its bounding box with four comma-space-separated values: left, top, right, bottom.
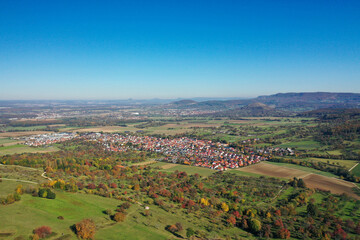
237, 162, 307, 178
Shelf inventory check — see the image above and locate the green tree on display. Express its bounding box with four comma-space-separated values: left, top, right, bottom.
249, 218, 262, 233
46, 189, 56, 199
307, 202, 318, 217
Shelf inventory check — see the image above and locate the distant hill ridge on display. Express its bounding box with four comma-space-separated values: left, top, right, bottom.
168, 92, 360, 116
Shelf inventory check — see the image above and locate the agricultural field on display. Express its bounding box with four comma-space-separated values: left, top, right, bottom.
238, 162, 360, 199
0, 138, 16, 145
152, 162, 217, 177
0, 144, 59, 156
4, 125, 48, 131
303, 157, 359, 170
0, 131, 53, 138
275, 140, 322, 150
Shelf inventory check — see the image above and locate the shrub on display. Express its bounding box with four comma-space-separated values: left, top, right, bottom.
104, 209, 113, 215
121, 202, 131, 209
186, 227, 195, 238
33, 226, 52, 239
87, 183, 96, 189
113, 212, 126, 222
14, 193, 21, 201
38, 188, 56, 199
166, 223, 183, 233
46, 189, 56, 199
38, 189, 47, 198
32, 234, 39, 240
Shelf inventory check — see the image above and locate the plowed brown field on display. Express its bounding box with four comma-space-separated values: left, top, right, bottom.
238, 162, 359, 199
237, 162, 308, 178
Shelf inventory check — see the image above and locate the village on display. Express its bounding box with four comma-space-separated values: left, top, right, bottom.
81, 133, 294, 171
22, 132, 294, 171
24, 132, 77, 146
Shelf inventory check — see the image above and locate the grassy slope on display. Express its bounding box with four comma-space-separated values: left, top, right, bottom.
0, 191, 121, 239
0, 181, 34, 197
0, 188, 254, 240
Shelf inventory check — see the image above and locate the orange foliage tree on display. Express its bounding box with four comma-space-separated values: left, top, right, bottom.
75, 219, 96, 239
113, 212, 126, 222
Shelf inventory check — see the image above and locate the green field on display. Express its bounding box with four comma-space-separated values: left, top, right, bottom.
152, 162, 216, 177
0, 181, 34, 197
304, 157, 359, 170
265, 161, 338, 178
275, 140, 322, 150
0, 144, 59, 155
4, 126, 48, 131
0, 138, 17, 145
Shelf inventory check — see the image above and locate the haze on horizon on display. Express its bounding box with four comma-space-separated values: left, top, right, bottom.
1, 0, 360, 100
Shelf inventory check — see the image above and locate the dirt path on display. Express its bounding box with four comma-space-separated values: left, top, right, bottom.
0, 163, 51, 183
349, 162, 359, 172
41, 172, 52, 181
0, 178, 38, 184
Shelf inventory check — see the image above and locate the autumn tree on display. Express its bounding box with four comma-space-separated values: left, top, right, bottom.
278, 228, 291, 239
227, 215, 236, 227
33, 226, 52, 239
221, 202, 229, 212
175, 222, 183, 232
113, 212, 126, 222
75, 219, 96, 239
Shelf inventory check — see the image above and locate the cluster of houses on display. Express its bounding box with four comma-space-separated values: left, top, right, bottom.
24, 132, 77, 146
23, 131, 294, 171
82, 133, 270, 171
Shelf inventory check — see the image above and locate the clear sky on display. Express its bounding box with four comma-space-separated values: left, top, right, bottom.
0, 0, 360, 100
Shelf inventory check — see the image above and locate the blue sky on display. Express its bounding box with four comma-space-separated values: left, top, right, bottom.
0, 0, 359, 100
